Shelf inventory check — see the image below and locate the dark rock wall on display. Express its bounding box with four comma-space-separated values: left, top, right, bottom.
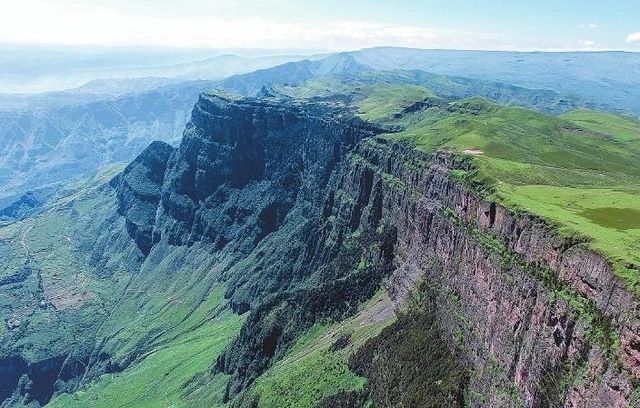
117, 93, 639, 406
4, 92, 638, 407
111, 141, 174, 255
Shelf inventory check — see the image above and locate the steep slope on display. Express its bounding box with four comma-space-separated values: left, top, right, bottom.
0, 164, 136, 407
211, 89, 640, 406
2, 86, 640, 407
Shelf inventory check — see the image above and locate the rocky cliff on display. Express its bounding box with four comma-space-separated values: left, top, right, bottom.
149, 93, 640, 406
2, 90, 639, 407
328, 139, 640, 406
91, 93, 640, 406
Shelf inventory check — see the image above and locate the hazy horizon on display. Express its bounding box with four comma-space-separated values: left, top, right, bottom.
4, 42, 638, 95
2, 0, 640, 52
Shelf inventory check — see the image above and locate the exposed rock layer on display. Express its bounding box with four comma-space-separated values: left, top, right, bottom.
347, 140, 639, 407
138, 94, 640, 406
2, 92, 639, 407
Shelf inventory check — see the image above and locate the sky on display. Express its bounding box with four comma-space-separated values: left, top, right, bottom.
1, 0, 639, 52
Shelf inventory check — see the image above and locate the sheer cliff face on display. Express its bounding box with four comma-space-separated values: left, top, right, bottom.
116, 94, 639, 405
128, 94, 636, 406
3, 93, 639, 407
338, 142, 639, 407
153, 93, 374, 248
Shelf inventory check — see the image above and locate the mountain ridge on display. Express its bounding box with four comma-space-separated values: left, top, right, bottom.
2, 84, 639, 406
2, 48, 640, 407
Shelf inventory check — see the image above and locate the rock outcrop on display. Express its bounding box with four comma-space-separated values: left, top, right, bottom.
111, 140, 174, 255
3, 90, 638, 407
120, 92, 640, 406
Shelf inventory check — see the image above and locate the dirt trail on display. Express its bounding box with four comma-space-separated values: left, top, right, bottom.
21, 225, 34, 257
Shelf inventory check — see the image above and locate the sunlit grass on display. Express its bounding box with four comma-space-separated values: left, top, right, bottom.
241, 290, 396, 408
47, 292, 245, 408
376, 95, 640, 294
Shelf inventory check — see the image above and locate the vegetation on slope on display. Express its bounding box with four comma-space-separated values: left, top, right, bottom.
233, 290, 396, 408
282, 76, 640, 294
561, 109, 640, 142
47, 288, 244, 408
349, 284, 467, 408
235, 284, 467, 408
330, 82, 640, 294
0, 164, 126, 359
1, 160, 245, 407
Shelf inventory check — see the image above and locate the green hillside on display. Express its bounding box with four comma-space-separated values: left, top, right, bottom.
561, 109, 640, 142
352, 88, 640, 294
281, 75, 640, 294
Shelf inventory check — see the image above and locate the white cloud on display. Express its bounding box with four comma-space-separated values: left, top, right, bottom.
0, 1, 629, 52
579, 39, 596, 47
627, 32, 640, 43
579, 23, 598, 29
0, 1, 510, 51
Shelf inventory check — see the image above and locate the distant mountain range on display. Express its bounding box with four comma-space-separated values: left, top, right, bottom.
0, 45, 320, 94
0, 80, 214, 207
220, 47, 640, 114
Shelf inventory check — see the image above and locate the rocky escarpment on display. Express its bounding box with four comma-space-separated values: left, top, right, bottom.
153, 93, 378, 248
112, 93, 639, 406
146, 93, 398, 393
211, 125, 639, 405
111, 140, 175, 256
309, 138, 640, 407
88, 92, 395, 399
4, 90, 638, 407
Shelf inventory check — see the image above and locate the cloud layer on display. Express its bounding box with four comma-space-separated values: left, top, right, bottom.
1, 0, 636, 51
0, 1, 497, 50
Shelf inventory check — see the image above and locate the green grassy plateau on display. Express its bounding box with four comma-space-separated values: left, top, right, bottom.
283, 75, 640, 294
362, 90, 640, 294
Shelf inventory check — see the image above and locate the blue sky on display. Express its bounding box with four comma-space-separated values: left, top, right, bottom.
1, 0, 639, 51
